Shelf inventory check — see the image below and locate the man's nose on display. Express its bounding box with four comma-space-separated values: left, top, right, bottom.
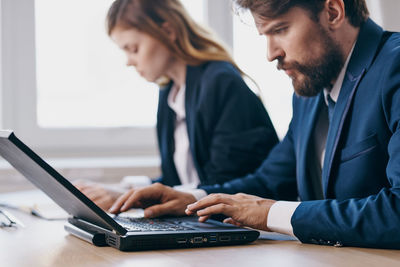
267, 39, 285, 62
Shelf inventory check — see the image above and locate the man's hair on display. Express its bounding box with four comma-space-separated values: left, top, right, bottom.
234, 0, 369, 27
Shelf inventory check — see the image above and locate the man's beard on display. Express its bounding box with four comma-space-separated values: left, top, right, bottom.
277, 27, 345, 97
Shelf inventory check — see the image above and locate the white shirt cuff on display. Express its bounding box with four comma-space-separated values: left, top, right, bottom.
267, 201, 301, 237
173, 187, 208, 201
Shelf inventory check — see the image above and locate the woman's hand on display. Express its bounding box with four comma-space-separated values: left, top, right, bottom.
75, 180, 124, 211
109, 183, 197, 218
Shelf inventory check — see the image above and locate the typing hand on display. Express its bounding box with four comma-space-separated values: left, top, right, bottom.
185, 193, 276, 231
109, 183, 197, 218
75, 180, 124, 211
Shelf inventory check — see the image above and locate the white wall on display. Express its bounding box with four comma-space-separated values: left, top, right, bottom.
367, 0, 400, 31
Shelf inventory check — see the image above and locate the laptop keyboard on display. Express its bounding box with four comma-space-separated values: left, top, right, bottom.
115, 217, 195, 232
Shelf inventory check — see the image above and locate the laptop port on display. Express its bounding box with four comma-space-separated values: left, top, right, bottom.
176, 238, 187, 244
209, 235, 217, 243
192, 236, 203, 244
219, 236, 231, 242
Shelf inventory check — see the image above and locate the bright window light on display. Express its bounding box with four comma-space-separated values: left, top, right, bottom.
35, 0, 204, 129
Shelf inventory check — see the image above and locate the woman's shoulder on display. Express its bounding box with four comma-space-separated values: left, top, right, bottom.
191, 61, 243, 90
187, 61, 244, 93
201, 60, 240, 77
190, 61, 254, 103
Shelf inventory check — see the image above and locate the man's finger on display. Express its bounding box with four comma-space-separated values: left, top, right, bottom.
186, 194, 234, 213
223, 217, 243, 227
198, 215, 211, 223
196, 203, 234, 218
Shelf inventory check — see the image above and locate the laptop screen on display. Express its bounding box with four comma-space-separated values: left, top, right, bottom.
0, 130, 127, 235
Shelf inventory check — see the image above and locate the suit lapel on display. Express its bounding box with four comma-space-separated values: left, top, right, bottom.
322, 71, 365, 196
184, 65, 197, 144
321, 19, 384, 197
159, 84, 182, 186
184, 64, 205, 182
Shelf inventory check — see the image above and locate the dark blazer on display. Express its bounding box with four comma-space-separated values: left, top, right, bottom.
201, 19, 400, 249
155, 61, 278, 186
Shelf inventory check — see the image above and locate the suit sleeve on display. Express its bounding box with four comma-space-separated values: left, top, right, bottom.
200, 115, 298, 201
195, 69, 279, 185
291, 51, 400, 249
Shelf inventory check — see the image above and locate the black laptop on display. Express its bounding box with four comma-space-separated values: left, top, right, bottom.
0, 130, 259, 251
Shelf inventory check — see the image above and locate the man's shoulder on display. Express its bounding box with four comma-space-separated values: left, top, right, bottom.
368, 31, 400, 81
376, 31, 400, 60
386, 30, 400, 45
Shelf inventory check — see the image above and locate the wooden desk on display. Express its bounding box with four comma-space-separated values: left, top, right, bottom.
1, 190, 399, 267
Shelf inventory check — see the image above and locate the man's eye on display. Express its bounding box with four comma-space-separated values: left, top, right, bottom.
275, 27, 287, 34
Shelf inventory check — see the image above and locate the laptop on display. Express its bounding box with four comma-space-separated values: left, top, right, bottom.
0, 130, 259, 251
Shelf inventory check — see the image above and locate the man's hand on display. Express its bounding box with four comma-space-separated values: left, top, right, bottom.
185, 193, 276, 231
109, 183, 197, 218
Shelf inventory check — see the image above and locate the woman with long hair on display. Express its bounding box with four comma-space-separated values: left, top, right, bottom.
77, 0, 278, 210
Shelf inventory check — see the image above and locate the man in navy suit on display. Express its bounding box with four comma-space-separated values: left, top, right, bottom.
110, 0, 400, 248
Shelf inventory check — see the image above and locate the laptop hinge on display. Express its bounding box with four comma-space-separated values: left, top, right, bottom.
64, 223, 107, 246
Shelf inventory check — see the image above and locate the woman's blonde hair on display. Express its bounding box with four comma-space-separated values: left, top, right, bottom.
106, 0, 243, 73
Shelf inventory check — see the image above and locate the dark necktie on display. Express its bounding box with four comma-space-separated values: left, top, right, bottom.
327, 94, 336, 123
310, 93, 335, 199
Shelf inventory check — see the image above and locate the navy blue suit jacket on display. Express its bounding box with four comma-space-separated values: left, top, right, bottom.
156, 61, 278, 186
201, 19, 400, 249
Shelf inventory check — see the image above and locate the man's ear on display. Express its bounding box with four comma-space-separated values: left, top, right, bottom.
324, 0, 346, 30
161, 22, 177, 42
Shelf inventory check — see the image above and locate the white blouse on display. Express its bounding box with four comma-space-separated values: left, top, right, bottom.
167, 84, 200, 188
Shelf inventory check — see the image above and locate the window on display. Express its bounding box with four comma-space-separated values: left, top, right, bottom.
0, 0, 206, 156
35, 0, 204, 129
35, 0, 159, 128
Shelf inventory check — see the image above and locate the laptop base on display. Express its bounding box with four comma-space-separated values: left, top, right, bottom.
68, 216, 260, 251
